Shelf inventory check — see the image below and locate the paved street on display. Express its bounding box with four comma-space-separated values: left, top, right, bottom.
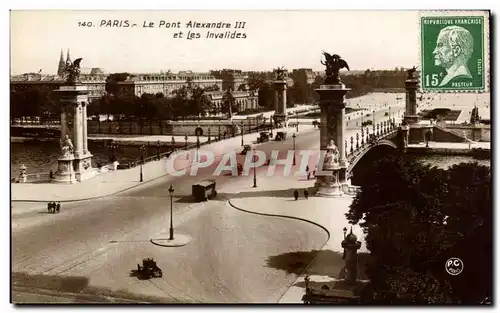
11, 100, 397, 303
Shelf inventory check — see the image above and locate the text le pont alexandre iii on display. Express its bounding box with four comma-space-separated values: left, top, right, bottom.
90, 20, 247, 39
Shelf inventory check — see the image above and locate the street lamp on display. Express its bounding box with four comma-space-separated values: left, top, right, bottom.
240, 120, 244, 146
139, 145, 145, 182
184, 133, 188, 160
372, 109, 376, 135
196, 135, 200, 163
292, 133, 296, 166
108, 141, 118, 162
270, 115, 274, 136
156, 140, 161, 160
253, 148, 257, 188
168, 184, 175, 240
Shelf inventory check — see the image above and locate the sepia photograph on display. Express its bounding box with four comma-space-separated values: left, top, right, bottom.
8, 9, 492, 305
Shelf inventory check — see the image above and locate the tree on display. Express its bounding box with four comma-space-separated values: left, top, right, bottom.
171, 86, 189, 118
347, 155, 492, 304
221, 89, 237, 117
105, 72, 132, 94
190, 86, 212, 117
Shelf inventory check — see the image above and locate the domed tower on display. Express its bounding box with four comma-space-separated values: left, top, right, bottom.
57, 49, 65, 77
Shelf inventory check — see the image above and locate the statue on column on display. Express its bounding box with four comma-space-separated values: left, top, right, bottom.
63, 58, 83, 84
275, 66, 286, 80
321, 52, 350, 84
60, 134, 74, 156
323, 140, 340, 169
407, 66, 418, 79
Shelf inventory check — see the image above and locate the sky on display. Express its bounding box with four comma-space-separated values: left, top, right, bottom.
10, 10, 422, 75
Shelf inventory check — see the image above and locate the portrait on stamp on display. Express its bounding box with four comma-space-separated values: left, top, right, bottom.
421, 15, 487, 92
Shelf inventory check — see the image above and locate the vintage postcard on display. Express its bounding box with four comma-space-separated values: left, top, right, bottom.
10, 10, 492, 304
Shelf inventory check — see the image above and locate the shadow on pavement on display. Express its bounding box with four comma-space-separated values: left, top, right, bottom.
12, 271, 185, 303
266, 250, 371, 280
12, 272, 89, 294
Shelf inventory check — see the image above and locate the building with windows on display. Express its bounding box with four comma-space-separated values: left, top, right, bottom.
116, 73, 223, 98
206, 90, 259, 113
210, 69, 248, 91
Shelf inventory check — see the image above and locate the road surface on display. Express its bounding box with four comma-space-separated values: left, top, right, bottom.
12, 105, 395, 303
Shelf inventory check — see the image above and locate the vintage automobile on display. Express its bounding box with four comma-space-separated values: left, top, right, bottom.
275, 131, 287, 141
192, 180, 217, 202
136, 258, 163, 279
257, 132, 270, 143
240, 144, 252, 155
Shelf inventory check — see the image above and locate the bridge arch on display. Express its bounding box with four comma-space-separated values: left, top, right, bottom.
348, 140, 399, 186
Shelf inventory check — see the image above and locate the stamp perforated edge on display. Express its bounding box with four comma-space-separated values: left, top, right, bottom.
418, 10, 490, 94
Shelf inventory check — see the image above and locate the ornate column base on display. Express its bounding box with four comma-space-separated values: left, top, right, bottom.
53, 155, 77, 184
74, 153, 96, 182
314, 169, 343, 197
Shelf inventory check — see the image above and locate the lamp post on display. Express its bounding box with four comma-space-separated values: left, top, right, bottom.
139, 145, 145, 182
108, 141, 118, 162
184, 133, 188, 160
270, 115, 274, 136
372, 109, 376, 136
253, 148, 257, 188
240, 120, 244, 146
342, 227, 348, 259
196, 135, 200, 163
156, 140, 161, 160
292, 133, 296, 166
168, 184, 175, 240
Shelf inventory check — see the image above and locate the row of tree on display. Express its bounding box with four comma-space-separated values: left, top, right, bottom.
348, 155, 491, 304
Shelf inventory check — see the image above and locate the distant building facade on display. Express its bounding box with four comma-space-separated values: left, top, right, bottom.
210, 69, 248, 91
116, 73, 223, 98
206, 90, 259, 113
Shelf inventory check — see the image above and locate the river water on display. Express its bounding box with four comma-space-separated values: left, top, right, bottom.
10, 141, 490, 179
10, 141, 175, 178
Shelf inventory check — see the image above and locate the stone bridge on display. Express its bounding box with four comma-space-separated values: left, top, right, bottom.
343, 120, 402, 180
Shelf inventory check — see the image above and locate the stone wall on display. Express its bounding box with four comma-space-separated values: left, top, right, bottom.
85, 119, 256, 136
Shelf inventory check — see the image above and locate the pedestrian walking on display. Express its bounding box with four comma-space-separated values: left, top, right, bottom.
293, 189, 299, 201
56, 202, 61, 213
307, 172, 310, 180
304, 189, 309, 199
47, 202, 51, 213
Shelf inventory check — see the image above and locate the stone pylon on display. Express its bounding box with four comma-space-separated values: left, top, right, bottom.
404, 67, 420, 125
314, 84, 350, 197
53, 83, 95, 183
273, 71, 288, 127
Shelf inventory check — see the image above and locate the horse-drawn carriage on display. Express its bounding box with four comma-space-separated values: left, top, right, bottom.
136, 258, 163, 279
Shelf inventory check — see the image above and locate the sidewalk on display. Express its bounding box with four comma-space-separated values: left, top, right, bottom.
11, 124, 314, 203
408, 141, 491, 150
225, 174, 367, 304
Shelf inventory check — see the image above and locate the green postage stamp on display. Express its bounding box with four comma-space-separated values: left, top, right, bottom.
420, 11, 490, 92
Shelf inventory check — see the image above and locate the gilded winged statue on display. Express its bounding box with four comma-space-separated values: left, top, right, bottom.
63, 58, 83, 84
321, 52, 350, 84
